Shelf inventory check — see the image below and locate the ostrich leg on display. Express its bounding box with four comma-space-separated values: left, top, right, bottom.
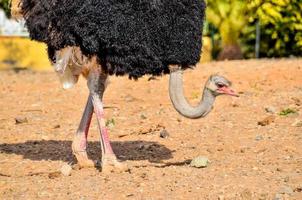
88, 66, 126, 173
72, 95, 95, 167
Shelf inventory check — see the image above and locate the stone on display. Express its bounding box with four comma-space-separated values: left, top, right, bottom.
124, 94, 135, 102
60, 164, 72, 176
140, 114, 147, 120
159, 129, 169, 138
240, 189, 252, 200
265, 106, 276, 114
190, 156, 209, 168
53, 124, 61, 129
273, 193, 282, 200
255, 135, 264, 141
258, 115, 275, 126
278, 185, 294, 195
48, 172, 61, 179
294, 185, 302, 192
291, 97, 301, 106
15, 116, 28, 124
292, 119, 302, 127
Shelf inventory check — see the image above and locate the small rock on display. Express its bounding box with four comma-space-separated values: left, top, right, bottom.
140, 114, 147, 120
231, 102, 239, 107
218, 195, 224, 200
258, 115, 275, 126
291, 97, 301, 106
259, 193, 268, 200
265, 106, 276, 114
255, 135, 264, 141
284, 176, 289, 182
240, 189, 252, 200
276, 167, 282, 172
159, 129, 169, 138
217, 147, 223, 151
48, 172, 61, 179
124, 94, 135, 102
138, 144, 154, 150
273, 193, 282, 200
294, 185, 302, 192
190, 156, 209, 168
292, 119, 302, 127
60, 164, 72, 176
278, 185, 294, 195
15, 116, 28, 124
53, 124, 61, 129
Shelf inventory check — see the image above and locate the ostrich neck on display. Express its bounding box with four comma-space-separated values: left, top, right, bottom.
169, 70, 216, 119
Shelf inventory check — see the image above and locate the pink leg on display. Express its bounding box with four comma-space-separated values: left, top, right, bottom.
88, 68, 127, 172
72, 95, 95, 167
77, 95, 93, 149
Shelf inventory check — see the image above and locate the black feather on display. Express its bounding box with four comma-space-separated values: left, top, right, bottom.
21, 0, 206, 79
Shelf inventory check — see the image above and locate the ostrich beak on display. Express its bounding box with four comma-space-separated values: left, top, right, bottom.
218, 86, 239, 97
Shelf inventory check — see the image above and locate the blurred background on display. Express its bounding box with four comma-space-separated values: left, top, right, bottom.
0, 0, 301, 71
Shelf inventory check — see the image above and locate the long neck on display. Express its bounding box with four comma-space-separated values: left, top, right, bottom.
169, 69, 216, 119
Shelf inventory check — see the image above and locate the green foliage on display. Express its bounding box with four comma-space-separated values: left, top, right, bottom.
279, 108, 297, 116
206, 0, 247, 46
242, 0, 302, 58
0, 0, 11, 17
206, 0, 248, 59
106, 118, 115, 128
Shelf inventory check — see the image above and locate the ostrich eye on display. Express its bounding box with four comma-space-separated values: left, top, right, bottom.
216, 82, 225, 88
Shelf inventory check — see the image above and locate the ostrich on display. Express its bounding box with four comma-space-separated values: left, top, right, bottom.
12, 0, 238, 172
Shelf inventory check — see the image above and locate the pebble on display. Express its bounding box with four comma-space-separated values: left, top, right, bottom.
124, 94, 135, 102
140, 114, 147, 120
292, 119, 302, 127
48, 172, 61, 179
190, 156, 209, 168
292, 97, 301, 106
278, 185, 294, 195
255, 135, 264, 141
15, 116, 28, 124
159, 129, 169, 138
218, 195, 224, 200
60, 164, 72, 176
258, 115, 275, 126
265, 106, 276, 114
273, 193, 282, 200
284, 176, 289, 182
294, 185, 302, 192
53, 124, 61, 129
240, 189, 252, 200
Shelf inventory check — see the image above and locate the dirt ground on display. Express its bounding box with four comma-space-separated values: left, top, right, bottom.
0, 59, 301, 200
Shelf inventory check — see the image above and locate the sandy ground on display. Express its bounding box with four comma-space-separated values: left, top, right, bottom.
0, 59, 301, 200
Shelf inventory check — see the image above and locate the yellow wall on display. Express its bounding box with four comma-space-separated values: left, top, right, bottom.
0, 37, 51, 71
0, 36, 212, 71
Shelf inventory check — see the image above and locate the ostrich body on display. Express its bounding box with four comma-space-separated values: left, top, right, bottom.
11, 0, 238, 172
54, 47, 238, 172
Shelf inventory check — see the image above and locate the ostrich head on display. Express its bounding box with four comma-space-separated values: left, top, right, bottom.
205, 75, 238, 97
169, 66, 238, 119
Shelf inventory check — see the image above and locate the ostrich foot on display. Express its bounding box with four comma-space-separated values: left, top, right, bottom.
72, 136, 95, 168
101, 154, 128, 173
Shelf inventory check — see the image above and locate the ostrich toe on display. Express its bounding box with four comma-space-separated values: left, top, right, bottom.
101, 154, 128, 173
72, 135, 95, 168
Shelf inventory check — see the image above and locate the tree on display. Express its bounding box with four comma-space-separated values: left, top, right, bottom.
206, 0, 248, 60
0, 0, 11, 17
242, 0, 302, 58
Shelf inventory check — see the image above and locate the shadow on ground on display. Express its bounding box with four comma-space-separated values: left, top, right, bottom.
0, 140, 173, 163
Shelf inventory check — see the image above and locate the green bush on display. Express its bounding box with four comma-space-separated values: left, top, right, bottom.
242, 0, 302, 58
0, 0, 11, 17
206, 0, 248, 60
